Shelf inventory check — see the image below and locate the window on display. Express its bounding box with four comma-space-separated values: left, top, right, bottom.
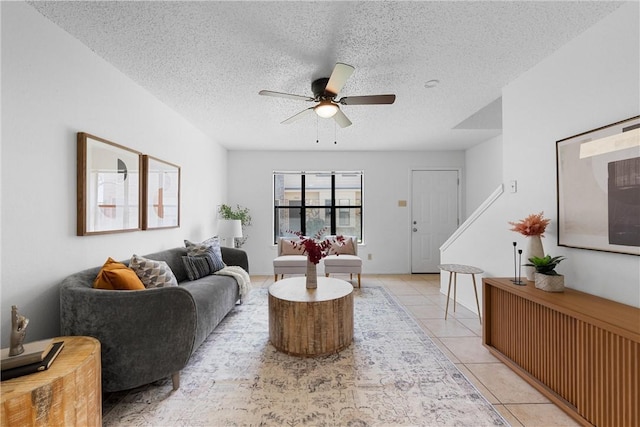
339, 199, 350, 226
274, 171, 363, 243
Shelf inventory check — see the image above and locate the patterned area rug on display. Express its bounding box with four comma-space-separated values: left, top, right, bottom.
104, 286, 507, 426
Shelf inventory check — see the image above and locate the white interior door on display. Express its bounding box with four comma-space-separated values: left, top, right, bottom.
411, 170, 459, 273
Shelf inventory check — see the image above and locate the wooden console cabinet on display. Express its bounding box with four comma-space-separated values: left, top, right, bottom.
483, 278, 639, 427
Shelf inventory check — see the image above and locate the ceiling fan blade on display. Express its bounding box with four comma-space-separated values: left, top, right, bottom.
339, 94, 396, 105
325, 63, 355, 95
333, 108, 352, 128
281, 107, 315, 124
259, 90, 314, 102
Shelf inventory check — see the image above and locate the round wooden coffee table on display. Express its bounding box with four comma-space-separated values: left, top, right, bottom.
268, 277, 354, 357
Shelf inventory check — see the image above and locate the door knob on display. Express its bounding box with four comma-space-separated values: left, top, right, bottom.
413, 228, 418, 232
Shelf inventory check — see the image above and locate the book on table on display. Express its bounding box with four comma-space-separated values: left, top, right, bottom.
1, 338, 54, 371
1, 341, 65, 381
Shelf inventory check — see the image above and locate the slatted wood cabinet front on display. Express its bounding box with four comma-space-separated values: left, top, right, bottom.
482, 277, 639, 427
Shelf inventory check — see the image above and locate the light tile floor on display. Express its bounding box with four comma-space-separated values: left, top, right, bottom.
252, 273, 581, 427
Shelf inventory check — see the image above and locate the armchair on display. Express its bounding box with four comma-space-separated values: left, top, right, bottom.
273, 237, 307, 281
324, 236, 362, 288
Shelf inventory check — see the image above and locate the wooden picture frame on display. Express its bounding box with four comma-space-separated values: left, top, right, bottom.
142, 155, 180, 230
556, 116, 640, 255
77, 132, 142, 235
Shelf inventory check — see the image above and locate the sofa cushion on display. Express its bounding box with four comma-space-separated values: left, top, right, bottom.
185, 237, 225, 266
130, 254, 178, 288
180, 274, 239, 351
93, 257, 145, 290
133, 247, 188, 282
182, 246, 225, 280
182, 254, 211, 281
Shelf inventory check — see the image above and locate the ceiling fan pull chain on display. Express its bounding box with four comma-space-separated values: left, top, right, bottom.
334, 121, 337, 144
316, 115, 319, 144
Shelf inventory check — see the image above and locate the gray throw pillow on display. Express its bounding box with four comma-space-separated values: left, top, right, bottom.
182, 246, 224, 280
130, 254, 178, 288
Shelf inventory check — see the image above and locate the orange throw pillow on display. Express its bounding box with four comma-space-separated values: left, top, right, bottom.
94, 257, 145, 290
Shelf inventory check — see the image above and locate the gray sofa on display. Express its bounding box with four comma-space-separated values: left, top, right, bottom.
59, 246, 248, 392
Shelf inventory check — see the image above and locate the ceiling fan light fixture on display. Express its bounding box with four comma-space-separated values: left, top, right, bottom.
260, 62, 395, 128
315, 101, 338, 118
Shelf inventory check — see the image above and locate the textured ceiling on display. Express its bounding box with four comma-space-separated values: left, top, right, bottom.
27, 1, 622, 151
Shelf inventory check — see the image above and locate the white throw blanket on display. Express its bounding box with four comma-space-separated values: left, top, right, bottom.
214, 266, 251, 302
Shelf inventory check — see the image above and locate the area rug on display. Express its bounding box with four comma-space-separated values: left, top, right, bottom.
103, 286, 507, 426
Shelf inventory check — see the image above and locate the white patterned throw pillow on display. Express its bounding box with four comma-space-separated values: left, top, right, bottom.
130, 255, 179, 288
184, 236, 226, 271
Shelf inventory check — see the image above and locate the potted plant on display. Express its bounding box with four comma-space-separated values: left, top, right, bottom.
218, 204, 252, 248
525, 255, 566, 292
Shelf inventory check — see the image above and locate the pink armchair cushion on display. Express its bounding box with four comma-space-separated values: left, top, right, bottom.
273, 255, 307, 267
280, 239, 305, 256
329, 237, 356, 255
324, 254, 362, 267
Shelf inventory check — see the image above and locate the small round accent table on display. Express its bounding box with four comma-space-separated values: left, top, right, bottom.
269, 277, 354, 357
438, 264, 483, 323
0, 336, 101, 426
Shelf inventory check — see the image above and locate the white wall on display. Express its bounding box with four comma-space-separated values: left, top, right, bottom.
227, 150, 465, 275
465, 135, 503, 218
442, 2, 640, 311
1, 3, 228, 346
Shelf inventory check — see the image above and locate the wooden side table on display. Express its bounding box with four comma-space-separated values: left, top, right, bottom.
438, 263, 483, 323
269, 277, 354, 357
1, 336, 101, 426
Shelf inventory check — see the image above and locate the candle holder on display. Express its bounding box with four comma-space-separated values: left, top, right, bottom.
513, 249, 525, 285
511, 242, 517, 283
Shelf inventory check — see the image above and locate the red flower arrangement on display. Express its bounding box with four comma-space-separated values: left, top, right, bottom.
290, 229, 345, 264
509, 212, 551, 237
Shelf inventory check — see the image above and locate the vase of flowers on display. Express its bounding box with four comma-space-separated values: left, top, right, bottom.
291, 229, 344, 289
509, 212, 551, 281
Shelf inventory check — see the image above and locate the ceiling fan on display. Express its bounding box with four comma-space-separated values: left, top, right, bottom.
259, 63, 396, 128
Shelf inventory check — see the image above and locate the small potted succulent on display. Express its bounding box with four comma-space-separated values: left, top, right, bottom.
525, 255, 566, 292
